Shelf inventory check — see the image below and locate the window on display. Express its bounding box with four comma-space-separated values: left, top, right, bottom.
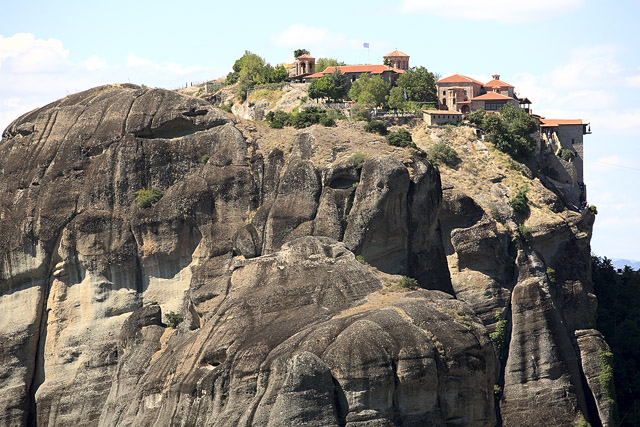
485, 101, 507, 111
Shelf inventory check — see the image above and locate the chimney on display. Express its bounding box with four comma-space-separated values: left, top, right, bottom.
492, 74, 500, 80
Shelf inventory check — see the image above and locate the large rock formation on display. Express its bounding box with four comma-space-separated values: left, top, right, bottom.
0, 85, 486, 426
0, 85, 607, 426
423, 127, 608, 426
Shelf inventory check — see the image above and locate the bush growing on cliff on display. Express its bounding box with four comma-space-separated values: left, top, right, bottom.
427, 142, 460, 167
509, 186, 530, 215
556, 147, 575, 161
386, 129, 416, 148
598, 348, 617, 404
517, 224, 533, 248
398, 276, 419, 290
265, 111, 291, 128
348, 152, 368, 169
490, 312, 508, 360
350, 104, 371, 121
135, 187, 164, 209
364, 120, 388, 135
165, 311, 184, 328
265, 107, 338, 129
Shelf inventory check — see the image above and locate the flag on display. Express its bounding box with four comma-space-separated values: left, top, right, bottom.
404, 89, 408, 100
363, 42, 369, 48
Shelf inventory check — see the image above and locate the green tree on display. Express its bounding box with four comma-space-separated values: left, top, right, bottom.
308, 74, 333, 101
294, 48, 310, 58
226, 51, 289, 101
500, 103, 537, 137
349, 74, 390, 108
308, 69, 349, 102
388, 86, 407, 111
316, 58, 344, 73
226, 51, 264, 85
395, 66, 438, 105
472, 104, 537, 159
327, 69, 349, 100
466, 109, 486, 126
271, 65, 289, 83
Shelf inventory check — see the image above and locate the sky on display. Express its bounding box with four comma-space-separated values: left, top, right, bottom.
1, 0, 640, 260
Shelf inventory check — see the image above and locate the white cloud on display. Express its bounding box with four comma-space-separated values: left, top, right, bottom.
270, 24, 364, 50
0, 33, 69, 73
127, 53, 201, 75
510, 72, 558, 107
0, 33, 68, 61
84, 55, 107, 71
625, 67, 640, 87
588, 109, 640, 136
548, 44, 623, 90
398, 0, 584, 22
0, 33, 216, 134
126, 53, 152, 68
510, 47, 640, 135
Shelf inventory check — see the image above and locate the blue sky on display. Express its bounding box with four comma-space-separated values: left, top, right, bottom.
2, 0, 640, 260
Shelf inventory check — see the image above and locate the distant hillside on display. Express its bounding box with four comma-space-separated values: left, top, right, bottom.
610, 257, 640, 270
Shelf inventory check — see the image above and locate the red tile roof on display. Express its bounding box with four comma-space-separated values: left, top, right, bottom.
540, 119, 583, 126
305, 65, 404, 79
296, 54, 315, 60
470, 92, 515, 101
437, 74, 484, 85
484, 79, 514, 88
384, 50, 409, 57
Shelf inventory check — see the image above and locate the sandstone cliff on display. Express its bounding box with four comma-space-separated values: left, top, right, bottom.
0, 85, 608, 426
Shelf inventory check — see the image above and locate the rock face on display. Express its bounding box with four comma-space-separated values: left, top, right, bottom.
429, 126, 605, 426
0, 85, 488, 426
0, 85, 606, 426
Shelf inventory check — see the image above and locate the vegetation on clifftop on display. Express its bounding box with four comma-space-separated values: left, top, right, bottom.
467, 104, 537, 160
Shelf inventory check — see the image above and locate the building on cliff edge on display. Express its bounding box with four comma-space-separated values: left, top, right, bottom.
293, 50, 409, 87
436, 73, 591, 206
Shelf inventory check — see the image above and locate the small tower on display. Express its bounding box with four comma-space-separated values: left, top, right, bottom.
383, 50, 410, 70
295, 54, 315, 76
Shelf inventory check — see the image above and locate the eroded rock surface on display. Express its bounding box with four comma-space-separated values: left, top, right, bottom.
431, 126, 602, 426
0, 85, 488, 426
